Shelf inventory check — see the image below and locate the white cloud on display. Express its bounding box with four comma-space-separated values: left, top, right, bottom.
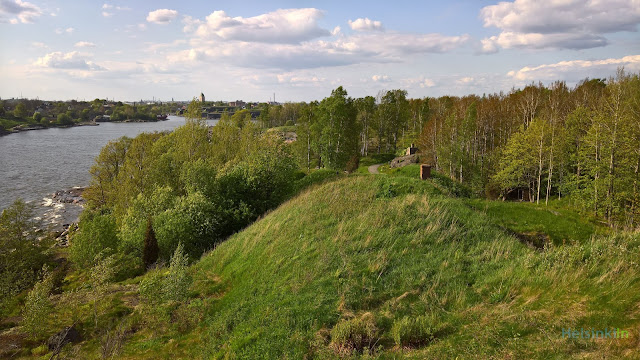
0, 0, 42, 23
102, 3, 129, 17
372, 74, 391, 82
55, 27, 74, 35
173, 8, 469, 70
75, 41, 96, 48
507, 55, 640, 81
34, 51, 104, 71
147, 9, 178, 24
457, 76, 474, 84
480, 0, 640, 51
348, 18, 384, 32
189, 8, 330, 44
402, 76, 436, 88
31, 41, 48, 49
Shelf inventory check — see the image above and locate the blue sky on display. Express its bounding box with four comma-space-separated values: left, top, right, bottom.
1, 0, 639, 102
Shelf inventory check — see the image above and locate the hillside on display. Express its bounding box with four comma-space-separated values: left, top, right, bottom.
119, 175, 638, 358
5, 174, 639, 359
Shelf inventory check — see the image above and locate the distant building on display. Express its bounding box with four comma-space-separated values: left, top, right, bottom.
229, 100, 245, 108
199, 92, 205, 102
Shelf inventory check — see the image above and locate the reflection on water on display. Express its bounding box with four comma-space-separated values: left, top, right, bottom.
0, 116, 218, 212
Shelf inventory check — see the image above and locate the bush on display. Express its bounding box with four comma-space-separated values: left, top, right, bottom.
0, 199, 50, 307
330, 313, 378, 354
22, 266, 54, 339
70, 212, 119, 267
164, 243, 190, 302
391, 315, 438, 347
139, 243, 191, 304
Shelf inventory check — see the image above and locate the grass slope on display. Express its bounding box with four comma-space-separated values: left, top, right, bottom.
120, 175, 639, 359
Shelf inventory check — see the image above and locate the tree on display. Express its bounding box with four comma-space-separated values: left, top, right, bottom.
32, 112, 42, 123
13, 102, 27, 118
231, 109, 251, 128
142, 218, 159, 269
316, 87, 359, 169
0, 200, 50, 305
57, 113, 73, 125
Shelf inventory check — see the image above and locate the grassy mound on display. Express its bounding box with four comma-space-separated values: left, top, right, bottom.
120, 175, 639, 358
8, 175, 639, 359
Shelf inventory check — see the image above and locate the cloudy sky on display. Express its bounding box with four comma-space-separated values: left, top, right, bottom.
1, 0, 639, 102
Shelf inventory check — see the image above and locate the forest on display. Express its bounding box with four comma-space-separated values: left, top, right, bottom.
261, 69, 640, 228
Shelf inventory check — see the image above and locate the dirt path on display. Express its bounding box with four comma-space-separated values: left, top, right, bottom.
368, 164, 382, 174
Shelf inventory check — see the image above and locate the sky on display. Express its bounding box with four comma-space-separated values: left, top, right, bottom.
0, 0, 639, 102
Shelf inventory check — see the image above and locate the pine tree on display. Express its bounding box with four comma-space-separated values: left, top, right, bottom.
143, 218, 159, 269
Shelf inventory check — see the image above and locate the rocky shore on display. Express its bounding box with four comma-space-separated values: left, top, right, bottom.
36, 187, 85, 246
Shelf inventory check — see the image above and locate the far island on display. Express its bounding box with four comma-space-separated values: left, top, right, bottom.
0, 98, 174, 136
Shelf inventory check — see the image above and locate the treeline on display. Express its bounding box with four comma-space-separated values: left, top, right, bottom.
256, 71, 639, 228
0, 98, 175, 129
419, 70, 640, 227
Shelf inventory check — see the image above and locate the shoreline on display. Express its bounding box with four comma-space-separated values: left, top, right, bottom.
0, 117, 172, 137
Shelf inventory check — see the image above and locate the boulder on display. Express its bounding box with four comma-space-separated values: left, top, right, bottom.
389, 154, 419, 168
47, 326, 81, 351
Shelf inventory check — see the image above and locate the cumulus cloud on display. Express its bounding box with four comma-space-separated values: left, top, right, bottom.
147, 9, 178, 24
34, 51, 104, 71
170, 30, 469, 70
187, 8, 330, 44
507, 55, 640, 81
0, 0, 42, 23
163, 8, 469, 71
349, 17, 384, 32
480, 0, 640, 51
75, 41, 96, 48
372, 74, 391, 82
401, 76, 436, 88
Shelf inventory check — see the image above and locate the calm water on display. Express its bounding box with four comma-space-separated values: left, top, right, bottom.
0, 116, 218, 211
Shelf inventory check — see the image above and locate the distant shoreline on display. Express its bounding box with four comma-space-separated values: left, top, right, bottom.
0, 118, 171, 137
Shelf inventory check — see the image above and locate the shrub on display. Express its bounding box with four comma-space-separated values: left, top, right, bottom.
70, 212, 119, 267
139, 269, 165, 305
164, 243, 190, 303
391, 315, 438, 347
330, 313, 378, 354
139, 243, 191, 304
22, 266, 54, 339
0, 199, 50, 309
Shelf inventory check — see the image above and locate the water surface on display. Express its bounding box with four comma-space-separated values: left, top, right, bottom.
0, 116, 217, 211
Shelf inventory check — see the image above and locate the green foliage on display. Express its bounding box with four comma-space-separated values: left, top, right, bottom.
165, 243, 190, 302
69, 211, 119, 267
13, 102, 27, 118
0, 199, 50, 307
139, 243, 191, 304
57, 112, 73, 125
22, 266, 54, 339
391, 315, 438, 347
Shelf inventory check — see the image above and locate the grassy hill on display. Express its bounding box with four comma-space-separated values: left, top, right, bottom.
6, 174, 640, 359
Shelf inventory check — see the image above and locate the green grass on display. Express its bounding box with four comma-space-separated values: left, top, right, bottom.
0, 117, 22, 130
127, 177, 640, 358
356, 153, 395, 174
466, 199, 608, 245
8, 175, 640, 359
